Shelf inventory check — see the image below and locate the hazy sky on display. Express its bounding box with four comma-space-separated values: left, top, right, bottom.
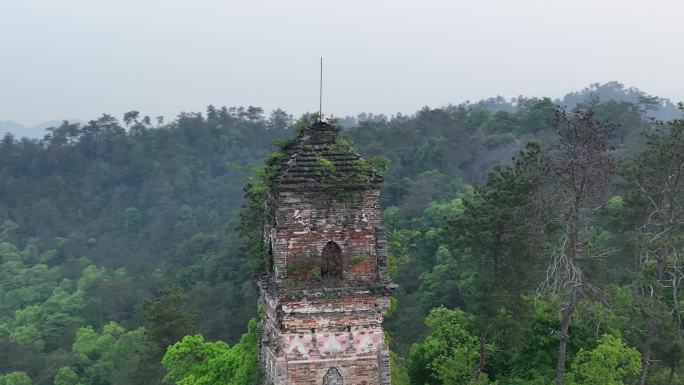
1, 0, 683, 126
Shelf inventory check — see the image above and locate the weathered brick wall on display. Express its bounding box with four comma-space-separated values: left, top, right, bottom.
261, 291, 391, 332
265, 188, 386, 284
261, 327, 390, 385
287, 356, 382, 385
260, 285, 393, 385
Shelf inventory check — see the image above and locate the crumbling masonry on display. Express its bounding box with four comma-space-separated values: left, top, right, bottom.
258, 121, 396, 385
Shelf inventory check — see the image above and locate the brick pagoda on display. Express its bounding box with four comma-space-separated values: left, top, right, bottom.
258, 121, 396, 385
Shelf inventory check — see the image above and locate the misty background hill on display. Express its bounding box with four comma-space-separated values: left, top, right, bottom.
0, 120, 82, 139
3, 82, 680, 139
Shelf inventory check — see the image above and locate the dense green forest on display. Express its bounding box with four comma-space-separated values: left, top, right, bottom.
1, 82, 683, 385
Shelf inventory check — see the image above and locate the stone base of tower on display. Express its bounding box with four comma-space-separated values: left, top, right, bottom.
259, 282, 395, 385
261, 346, 391, 385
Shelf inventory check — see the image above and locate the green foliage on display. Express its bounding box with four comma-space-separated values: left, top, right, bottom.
446, 142, 550, 349
162, 319, 259, 385
368, 155, 390, 175
314, 154, 336, 177
309, 265, 322, 279
285, 259, 323, 283
408, 307, 482, 385
238, 172, 270, 271
351, 253, 370, 265
0, 107, 287, 382
390, 350, 411, 385
330, 136, 354, 152
315, 138, 380, 193
142, 285, 195, 349
0, 220, 18, 242
71, 322, 160, 385
53, 367, 78, 385
0, 93, 676, 385
566, 334, 641, 385
387, 228, 420, 279
0, 372, 32, 385
73, 322, 124, 365
10, 285, 85, 352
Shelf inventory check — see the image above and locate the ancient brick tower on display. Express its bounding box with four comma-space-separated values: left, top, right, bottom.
258, 121, 396, 385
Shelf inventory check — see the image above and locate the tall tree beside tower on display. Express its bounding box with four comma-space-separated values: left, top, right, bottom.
539, 106, 617, 385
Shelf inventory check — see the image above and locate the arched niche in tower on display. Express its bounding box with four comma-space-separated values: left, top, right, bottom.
323, 367, 343, 385
321, 241, 343, 280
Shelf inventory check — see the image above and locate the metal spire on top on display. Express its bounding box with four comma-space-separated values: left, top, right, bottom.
319, 57, 323, 122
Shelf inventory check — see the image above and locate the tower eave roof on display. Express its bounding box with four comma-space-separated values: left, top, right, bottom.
269, 121, 384, 190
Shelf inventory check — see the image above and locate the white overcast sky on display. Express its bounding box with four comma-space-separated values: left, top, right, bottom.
1, 0, 683, 125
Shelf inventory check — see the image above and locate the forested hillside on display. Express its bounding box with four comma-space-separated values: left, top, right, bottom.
1, 82, 683, 385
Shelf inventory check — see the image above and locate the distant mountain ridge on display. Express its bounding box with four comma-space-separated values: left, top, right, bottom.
2, 82, 681, 138
0, 119, 82, 139
338, 82, 683, 128
559, 81, 681, 121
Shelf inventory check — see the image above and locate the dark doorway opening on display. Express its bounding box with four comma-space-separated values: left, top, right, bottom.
321, 241, 343, 279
